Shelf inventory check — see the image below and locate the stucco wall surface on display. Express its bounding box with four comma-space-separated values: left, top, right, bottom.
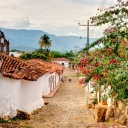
18, 76, 44, 113
42, 73, 61, 96
53, 61, 69, 67
0, 75, 44, 118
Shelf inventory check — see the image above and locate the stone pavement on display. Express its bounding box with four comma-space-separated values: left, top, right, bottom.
0, 68, 125, 128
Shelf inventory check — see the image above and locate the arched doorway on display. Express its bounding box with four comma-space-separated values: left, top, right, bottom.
62, 63, 64, 66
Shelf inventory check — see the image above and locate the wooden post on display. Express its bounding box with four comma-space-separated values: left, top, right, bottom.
85, 81, 90, 105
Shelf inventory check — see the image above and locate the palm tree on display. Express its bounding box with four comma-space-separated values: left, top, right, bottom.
39, 34, 52, 50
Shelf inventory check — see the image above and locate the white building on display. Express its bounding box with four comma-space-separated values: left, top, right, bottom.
0, 54, 64, 119
9, 52, 22, 57
51, 58, 70, 68
26, 59, 64, 96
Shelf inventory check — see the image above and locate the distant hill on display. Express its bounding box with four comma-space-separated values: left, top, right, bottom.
1, 28, 97, 52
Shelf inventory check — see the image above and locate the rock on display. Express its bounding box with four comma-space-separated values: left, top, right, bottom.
125, 105, 128, 117
13, 109, 30, 120
105, 107, 114, 121
86, 104, 92, 109
95, 104, 107, 122
118, 101, 124, 111
115, 108, 122, 118
44, 102, 49, 105
118, 115, 127, 125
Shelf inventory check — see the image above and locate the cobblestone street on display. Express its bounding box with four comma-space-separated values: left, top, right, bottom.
0, 68, 124, 128
28, 68, 96, 128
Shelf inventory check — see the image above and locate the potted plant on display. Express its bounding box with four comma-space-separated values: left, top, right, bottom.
101, 94, 108, 105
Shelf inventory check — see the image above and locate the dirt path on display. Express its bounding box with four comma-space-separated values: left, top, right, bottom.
0, 68, 121, 128
29, 67, 95, 128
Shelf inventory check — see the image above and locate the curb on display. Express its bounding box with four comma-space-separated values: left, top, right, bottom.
42, 81, 62, 98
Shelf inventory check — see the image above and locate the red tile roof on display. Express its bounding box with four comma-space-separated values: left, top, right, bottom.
0, 54, 65, 81
0, 53, 47, 81
51, 58, 69, 61
26, 59, 65, 74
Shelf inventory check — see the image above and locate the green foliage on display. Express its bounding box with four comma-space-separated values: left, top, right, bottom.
50, 50, 75, 60
38, 34, 52, 49
20, 52, 32, 60
50, 51, 63, 58
101, 94, 108, 101
20, 51, 47, 60
78, 1, 128, 101
10, 49, 25, 53
63, 50, 74, 58
34, 49, 50, 57
107, 66, 128, 100
87, 1, 128, 51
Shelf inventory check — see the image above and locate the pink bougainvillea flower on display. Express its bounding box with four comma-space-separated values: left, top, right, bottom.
110, 59, 118, 64
107, 48, 113, 52
100, 54, 102, 58
98, 40, 101, 44
95, 75, 101, 81
83, 69, 88, 74
123, 41, 128, 46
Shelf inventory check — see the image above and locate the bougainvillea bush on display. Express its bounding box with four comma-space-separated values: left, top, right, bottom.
78, 0, 128, 100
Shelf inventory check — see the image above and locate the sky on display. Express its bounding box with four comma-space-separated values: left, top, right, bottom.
0, 0, 118, 38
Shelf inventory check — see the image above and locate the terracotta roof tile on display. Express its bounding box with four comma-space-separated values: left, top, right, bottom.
51, 58, 69, 61
0, 53, 47, 81
26, 59, 64, 74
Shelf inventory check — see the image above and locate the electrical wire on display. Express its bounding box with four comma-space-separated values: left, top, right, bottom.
92, 0, 116, 38
89, 0, 105, 38
88, 0, 94, 16
90, 0, 110, 38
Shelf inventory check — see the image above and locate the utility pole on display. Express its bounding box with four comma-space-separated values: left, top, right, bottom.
78, 20, 95, 105
73, 46, 79, 69
78, 20, 95, 55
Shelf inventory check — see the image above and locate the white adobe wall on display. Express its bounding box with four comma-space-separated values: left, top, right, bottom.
42, 72, 61, 96
53, 61, 69, 67
88, 80, 112, 107
42, 74, 49, 95
0, 75, 20, 118
18, 76, 44, 113
47, 73, 55, 95
9, 52, 22, 57
55, 73, 60, 86
0, 75, 44, 118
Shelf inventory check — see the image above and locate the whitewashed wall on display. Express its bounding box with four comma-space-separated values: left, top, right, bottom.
0, 75, 44, 118
9, 52, 22, 57
47, 73, 55, 94
18, 76, 44, 113
0, 75, 20, 118
88, 80, 112, 106
41, 74, 49, 95
55, 73, 60, 86
53, 61, 69, 67
42, 72, 61, 96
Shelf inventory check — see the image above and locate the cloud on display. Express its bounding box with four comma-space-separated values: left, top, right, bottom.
0, 17, 30, 28
0, 0, 118, 37
68, 32, 79, 36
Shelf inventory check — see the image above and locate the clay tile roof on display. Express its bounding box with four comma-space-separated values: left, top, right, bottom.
26, 59, 65, 74
0, 53, 47, 81
51, 58, 69, 61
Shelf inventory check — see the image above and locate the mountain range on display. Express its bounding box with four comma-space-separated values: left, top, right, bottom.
1, 28, 97, 52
